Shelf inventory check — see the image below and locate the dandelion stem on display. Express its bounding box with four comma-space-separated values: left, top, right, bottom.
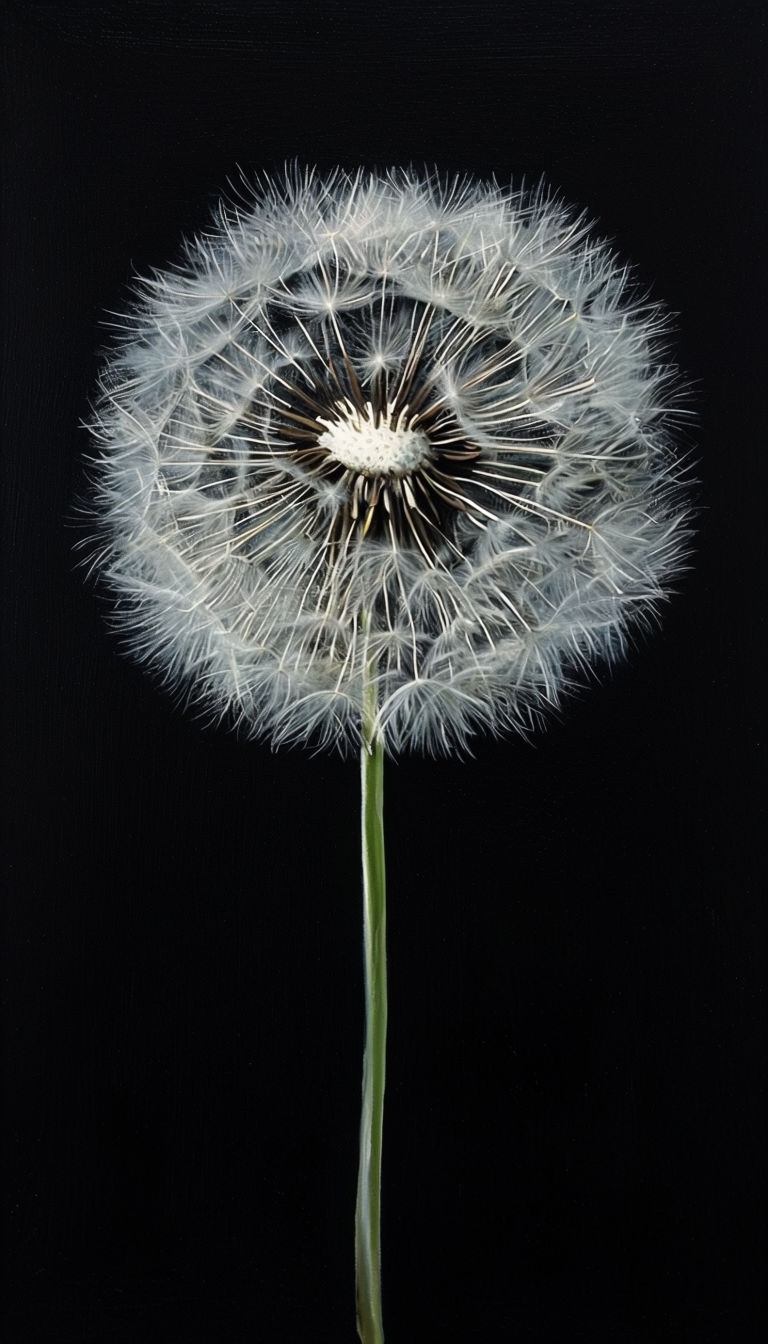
355, 683, 387, 1343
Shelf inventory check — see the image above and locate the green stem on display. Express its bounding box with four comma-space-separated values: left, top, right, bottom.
355, 689, 387, 1343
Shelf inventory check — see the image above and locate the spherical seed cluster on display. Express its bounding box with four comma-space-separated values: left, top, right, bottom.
88, 166, 690, 755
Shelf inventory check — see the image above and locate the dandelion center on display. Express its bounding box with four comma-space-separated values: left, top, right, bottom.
317, 399, 434, 477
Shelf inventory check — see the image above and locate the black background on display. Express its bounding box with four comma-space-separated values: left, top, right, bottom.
2, 1, 765, 1340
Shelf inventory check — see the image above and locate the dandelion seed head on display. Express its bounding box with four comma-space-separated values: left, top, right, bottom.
87, 166, 692, 755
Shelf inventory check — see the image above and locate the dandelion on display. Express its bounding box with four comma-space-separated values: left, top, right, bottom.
87, 166, 691, 1341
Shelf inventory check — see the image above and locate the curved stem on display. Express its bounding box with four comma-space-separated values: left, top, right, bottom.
355, 688, 387, 1343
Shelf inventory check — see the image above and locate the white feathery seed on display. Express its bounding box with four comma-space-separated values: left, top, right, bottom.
87, 166, 691, 755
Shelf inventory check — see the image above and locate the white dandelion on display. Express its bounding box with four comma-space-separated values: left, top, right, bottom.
86, 166, 691, 1342
89, 166, 689, 758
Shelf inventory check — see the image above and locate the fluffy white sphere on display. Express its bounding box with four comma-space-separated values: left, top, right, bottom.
88, 166, 691, 754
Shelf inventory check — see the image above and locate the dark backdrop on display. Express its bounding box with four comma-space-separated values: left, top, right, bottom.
2, 2, 764, 1340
